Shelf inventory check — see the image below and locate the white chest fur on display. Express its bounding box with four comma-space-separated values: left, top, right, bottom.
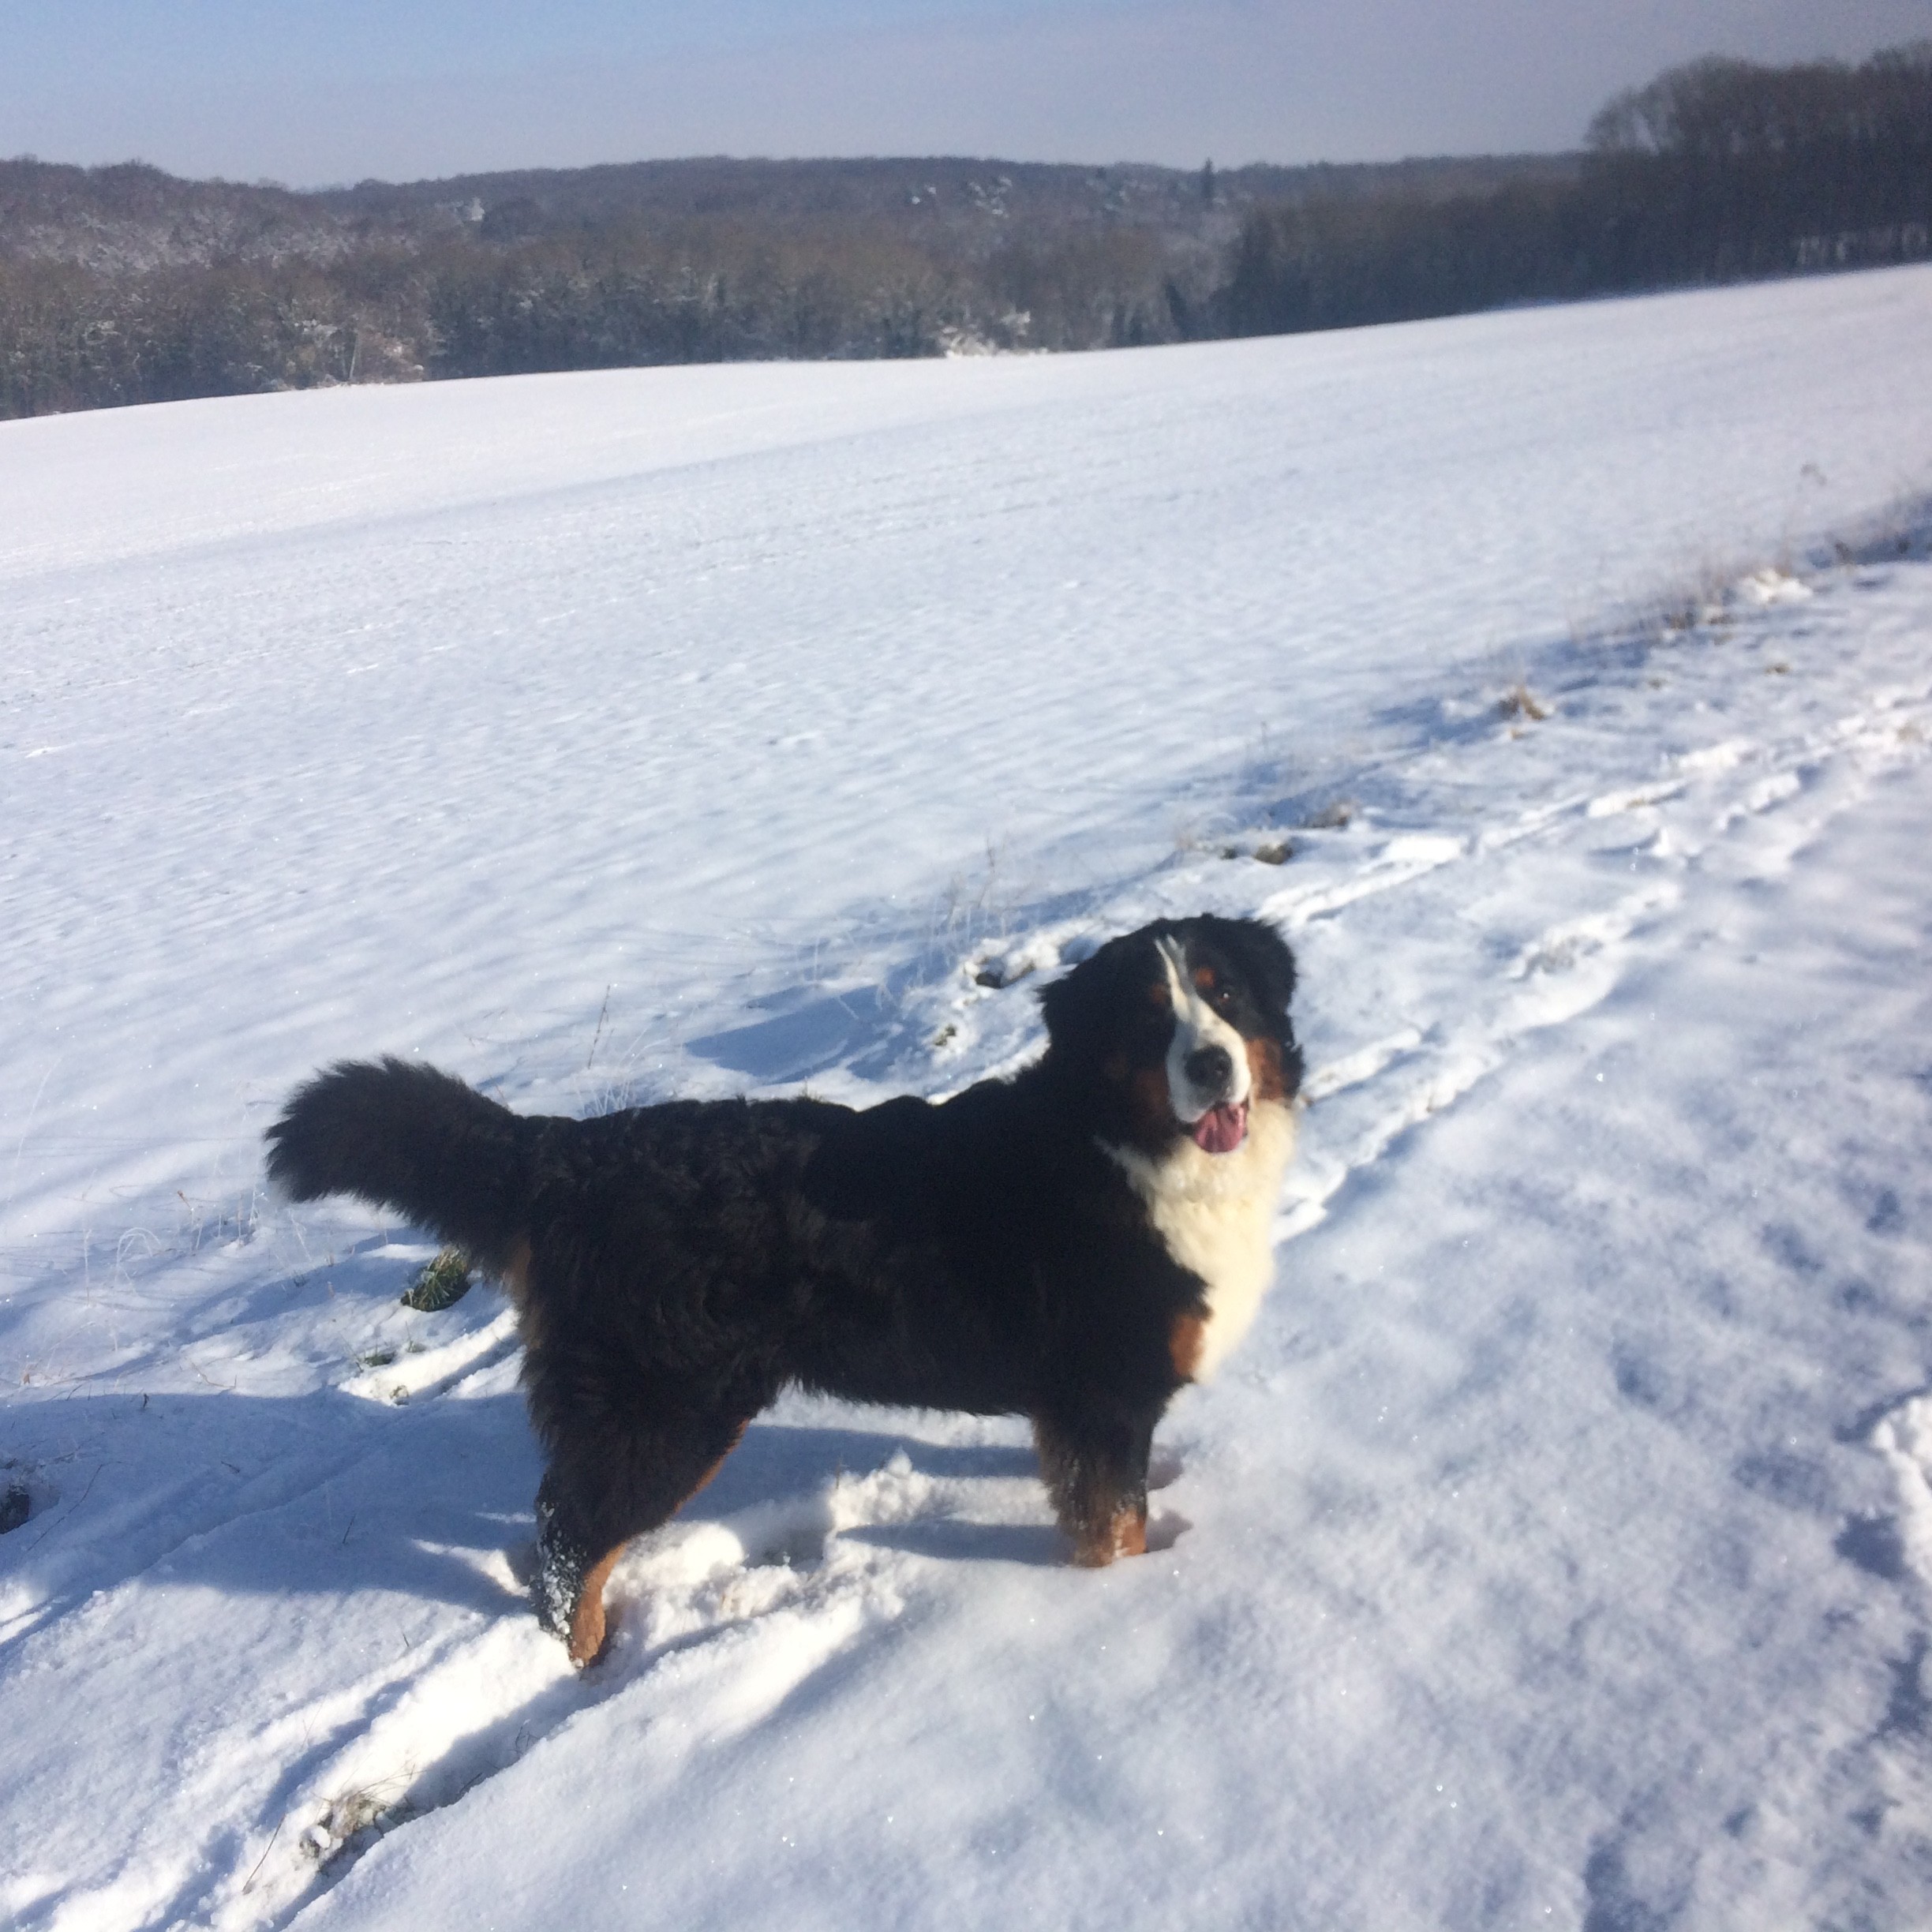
1103, 1099, 1296, 1380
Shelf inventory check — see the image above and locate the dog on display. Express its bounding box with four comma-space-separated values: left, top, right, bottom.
266, 915, 1302, 1664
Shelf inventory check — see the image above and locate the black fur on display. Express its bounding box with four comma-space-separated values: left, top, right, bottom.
266, 914, 1301, 1657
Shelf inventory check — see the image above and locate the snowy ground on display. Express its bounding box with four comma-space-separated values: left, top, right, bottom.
5, 264, 1932, 1930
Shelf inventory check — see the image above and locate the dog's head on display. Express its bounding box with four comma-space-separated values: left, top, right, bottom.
1038, 915, 1302, 1157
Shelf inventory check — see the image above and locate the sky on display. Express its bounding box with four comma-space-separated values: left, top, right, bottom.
2, 0, 1928, 187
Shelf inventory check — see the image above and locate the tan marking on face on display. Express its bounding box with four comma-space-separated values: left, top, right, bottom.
1245, 1036, 1286, 1103
567, 1544, 623, 1667
1169, 1311, 1207, 1381
1192, 965, 1217, 993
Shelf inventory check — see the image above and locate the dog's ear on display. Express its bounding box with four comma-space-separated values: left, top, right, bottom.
1037, 929, 1154, 1065
1036, 953, 1095, 1061
1204, 915, 1297, 1020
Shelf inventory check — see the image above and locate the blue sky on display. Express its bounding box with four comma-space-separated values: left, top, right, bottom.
5, 0, 1926, 185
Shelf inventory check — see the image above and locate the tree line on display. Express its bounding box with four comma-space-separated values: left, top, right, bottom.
1219, 43, 1931, 336
2, 45, 1925, 420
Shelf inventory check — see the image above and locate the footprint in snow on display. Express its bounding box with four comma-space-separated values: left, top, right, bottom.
242, 1427, 1076, 1912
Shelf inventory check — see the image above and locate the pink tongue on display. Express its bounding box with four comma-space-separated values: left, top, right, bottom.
1191, 1102, 1249, 1154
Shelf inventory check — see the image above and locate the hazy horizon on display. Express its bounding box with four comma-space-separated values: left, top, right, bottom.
6, 1, 1926, 192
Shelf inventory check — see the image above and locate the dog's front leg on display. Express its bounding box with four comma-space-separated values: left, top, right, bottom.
1032, 1404, 1159, 1567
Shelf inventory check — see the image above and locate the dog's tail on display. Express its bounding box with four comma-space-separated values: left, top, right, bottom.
265, 1058, 536, 1277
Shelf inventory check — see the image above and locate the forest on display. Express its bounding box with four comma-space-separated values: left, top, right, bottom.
1221, 43, 1932, 335
2, 44, 1925, 418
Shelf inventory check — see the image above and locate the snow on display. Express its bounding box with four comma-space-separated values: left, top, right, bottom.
5, 263, 1932, 1930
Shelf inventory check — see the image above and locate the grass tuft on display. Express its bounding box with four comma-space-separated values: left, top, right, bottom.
401, 1247, 474, 1312
1301, 799, 1357, 831
1499, 683, 1552, 722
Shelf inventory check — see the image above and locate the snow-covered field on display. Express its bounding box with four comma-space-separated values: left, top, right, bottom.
6, 264, 1932, 1930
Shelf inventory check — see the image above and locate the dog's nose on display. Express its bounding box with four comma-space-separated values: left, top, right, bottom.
1183, 1044, 1234, 1095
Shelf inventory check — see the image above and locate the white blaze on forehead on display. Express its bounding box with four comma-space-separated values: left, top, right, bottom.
1155, 935, 1252, 1122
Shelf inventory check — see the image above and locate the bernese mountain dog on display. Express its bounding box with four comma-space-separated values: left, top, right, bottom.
266, 915, 1302, 1665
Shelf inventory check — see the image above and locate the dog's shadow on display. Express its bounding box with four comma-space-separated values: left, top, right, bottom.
838, 1518, 1067, 1564
686, 988, 892, 1084
6, 1387, 1160, 1668
676, 1421, 1189, 1567
680, 1420, 1069, 1567
1, 1384, 541, 1649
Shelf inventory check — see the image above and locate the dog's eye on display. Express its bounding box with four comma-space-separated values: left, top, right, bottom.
1191, 968, 1233, 1009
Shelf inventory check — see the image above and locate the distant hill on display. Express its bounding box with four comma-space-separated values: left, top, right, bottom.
2, 44, 1924, 421
1, 151, 1577, 272
0, 159, 375, 273
0, 150, 1578, 416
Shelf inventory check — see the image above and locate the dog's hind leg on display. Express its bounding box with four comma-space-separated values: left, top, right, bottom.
533, 1406, 753, 1667
531, 1470, 605, 1661
1033, 1404, 1159, 1567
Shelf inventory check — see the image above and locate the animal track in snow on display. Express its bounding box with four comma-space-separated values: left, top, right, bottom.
1507, 885, 1680, 983
1300, 1029, 1427, 1106
1868, 1395, 1932, 1589
341, 1306, 522, 1406
1270, 637, 1932, 1245
1262, 833, 1466, 927
1715, 769, 1804, 829
1280, 871, 1677, 1244
221, 1429, 1061, 1923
